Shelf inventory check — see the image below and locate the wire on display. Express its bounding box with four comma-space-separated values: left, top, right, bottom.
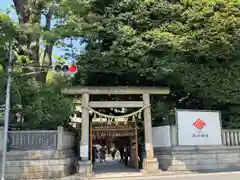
19, 71, 48, 76
12, 64, 141, 75
13, 65, 52, 69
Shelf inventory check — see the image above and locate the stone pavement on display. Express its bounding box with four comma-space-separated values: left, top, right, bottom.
92, 159, 140, 178
90, 159, 185, 179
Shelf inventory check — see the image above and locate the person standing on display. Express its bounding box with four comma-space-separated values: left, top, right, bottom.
138, 142, 143, 168
124, 145, 129, 166
92, 146, 96, 164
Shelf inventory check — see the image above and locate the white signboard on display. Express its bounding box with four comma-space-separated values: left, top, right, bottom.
80, 145, 89, 158
176, 110, 222, 146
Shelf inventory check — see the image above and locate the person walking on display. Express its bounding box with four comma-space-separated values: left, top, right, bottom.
110, 146, 117, 160
119, 146, 124, 163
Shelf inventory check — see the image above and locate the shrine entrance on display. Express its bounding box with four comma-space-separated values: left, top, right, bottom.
91, 120, 138, 165
61, 86, 170, 177
90, 120, 139, 175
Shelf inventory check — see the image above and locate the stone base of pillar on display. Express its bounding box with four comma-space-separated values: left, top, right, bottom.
141, 157, 161, 174
78, 160, 92, 176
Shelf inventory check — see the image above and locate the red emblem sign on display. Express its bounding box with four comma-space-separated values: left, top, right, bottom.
193, 119, 206, 130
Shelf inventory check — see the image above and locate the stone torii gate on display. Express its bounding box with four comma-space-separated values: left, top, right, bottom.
62, 86, 170, 175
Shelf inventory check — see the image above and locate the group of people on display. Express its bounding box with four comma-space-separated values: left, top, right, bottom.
92, 144, 107, 163
92, 144, 130, 166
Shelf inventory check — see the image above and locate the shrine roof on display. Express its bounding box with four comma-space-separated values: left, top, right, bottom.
61, 86, 170, 95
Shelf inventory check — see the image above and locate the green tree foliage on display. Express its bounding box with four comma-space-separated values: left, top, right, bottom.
0, 9, 74, 129
0, 12, 15, 45
0, 12, 15, 69
61, 0, 240, 127
7, 75, 73, 130
22, 81, 73, 130
12, 0, 74, 82
2, 0, 239, 129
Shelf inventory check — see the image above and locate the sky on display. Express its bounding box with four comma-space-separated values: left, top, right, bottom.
1, 0, 84, 63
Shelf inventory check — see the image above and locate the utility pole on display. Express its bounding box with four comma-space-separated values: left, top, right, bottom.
1, 43, 13, 180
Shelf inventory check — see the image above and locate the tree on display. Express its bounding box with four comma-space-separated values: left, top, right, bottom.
61, 0, 240, 127
13, 0, 45, 77
4, 0, 240, 128
0, 12, 15, 105
12, 0, 67, 82
12, 0, 88, 82
0, 12, 15, 66
0, 7, 74, 130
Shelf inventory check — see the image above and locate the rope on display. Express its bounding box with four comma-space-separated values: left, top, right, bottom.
83, 104, 151, 119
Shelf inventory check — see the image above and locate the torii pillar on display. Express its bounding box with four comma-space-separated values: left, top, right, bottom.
142, 93, 160, 173
78, 92, 92, 176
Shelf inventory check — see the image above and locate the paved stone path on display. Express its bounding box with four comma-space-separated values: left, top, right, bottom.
92, 159, 141, 178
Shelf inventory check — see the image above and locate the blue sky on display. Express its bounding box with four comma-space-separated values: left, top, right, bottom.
1, 0, 16, 20
1, 0, 84, 63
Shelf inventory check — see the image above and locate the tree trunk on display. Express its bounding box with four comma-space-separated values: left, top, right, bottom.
37, 10, 53, 82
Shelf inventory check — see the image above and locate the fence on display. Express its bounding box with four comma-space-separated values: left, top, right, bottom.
3, 126, 240, 150
222, 129, 240, 146
9, 130, 58, 150
0, 126, 75, 151
153, 125, 240, 147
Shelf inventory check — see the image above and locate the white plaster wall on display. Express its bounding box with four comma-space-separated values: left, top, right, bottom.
62, 131, 75, 150
152, 125, 171, 147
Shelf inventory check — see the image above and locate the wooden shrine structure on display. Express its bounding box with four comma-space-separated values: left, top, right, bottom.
62, 86, 170, 175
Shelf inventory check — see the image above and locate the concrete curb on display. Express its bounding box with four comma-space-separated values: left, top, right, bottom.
90, 171, 193, 180
28, 171, 240, 180
89, 171, 240, 180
